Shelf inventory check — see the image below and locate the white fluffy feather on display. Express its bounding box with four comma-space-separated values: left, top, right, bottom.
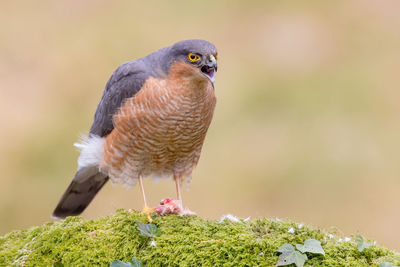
74, 135, 105, 170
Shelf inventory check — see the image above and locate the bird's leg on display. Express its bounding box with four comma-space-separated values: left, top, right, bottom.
173, 175, 195, 215
138, 174, 153, 223
174, 175, 183, 209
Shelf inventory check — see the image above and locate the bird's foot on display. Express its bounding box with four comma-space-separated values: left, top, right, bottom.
129, 206, 154, 223
142, 206, 154, 223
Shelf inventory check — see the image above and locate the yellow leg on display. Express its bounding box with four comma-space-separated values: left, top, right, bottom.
138, 174, 153, 223
173, 176, 196, 215
174, 176, 183, 209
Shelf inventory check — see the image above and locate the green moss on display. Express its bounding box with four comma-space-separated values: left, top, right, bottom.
0, 210, 399, 266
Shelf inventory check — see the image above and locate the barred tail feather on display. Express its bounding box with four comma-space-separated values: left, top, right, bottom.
52, 166, 108, 219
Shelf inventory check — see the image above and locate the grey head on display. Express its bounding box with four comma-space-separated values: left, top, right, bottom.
147, 39, 218, 82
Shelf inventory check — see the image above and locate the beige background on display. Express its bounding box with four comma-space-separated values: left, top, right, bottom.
1, 0, 399, 251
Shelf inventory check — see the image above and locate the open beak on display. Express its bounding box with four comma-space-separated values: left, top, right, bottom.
201, 55, 218, 83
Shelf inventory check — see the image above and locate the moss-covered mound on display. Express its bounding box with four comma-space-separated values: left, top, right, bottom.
0, 210, 399, 266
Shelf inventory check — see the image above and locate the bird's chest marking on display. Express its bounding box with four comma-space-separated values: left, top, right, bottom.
101, 67, 216, 184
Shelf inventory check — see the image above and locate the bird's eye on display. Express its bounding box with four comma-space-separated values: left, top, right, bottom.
188, 53, 201, 62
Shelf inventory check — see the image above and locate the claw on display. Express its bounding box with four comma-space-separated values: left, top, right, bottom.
141, 206, 154, 223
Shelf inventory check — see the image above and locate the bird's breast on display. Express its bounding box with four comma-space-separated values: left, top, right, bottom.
101, 74, 216, 185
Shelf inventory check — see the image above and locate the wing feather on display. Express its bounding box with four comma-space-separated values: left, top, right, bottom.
89, 60, 150, 137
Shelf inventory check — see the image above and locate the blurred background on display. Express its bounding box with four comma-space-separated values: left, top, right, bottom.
1, 0, 400, 251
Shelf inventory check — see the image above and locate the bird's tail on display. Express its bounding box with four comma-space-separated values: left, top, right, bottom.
52, 166, 109, 219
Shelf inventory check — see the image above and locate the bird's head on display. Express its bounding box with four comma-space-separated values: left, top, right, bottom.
163, 39, 218, 83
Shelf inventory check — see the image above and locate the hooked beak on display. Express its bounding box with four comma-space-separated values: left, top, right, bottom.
201, 55, 218, 83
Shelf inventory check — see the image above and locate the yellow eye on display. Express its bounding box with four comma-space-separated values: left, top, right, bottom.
215, 52, 218, 59
188, 53, 201, 62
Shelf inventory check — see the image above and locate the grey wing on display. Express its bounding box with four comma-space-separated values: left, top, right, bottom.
52, 60, 151, 219
89, 60, 150, 137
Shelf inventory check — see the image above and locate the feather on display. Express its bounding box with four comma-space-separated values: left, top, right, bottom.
52, 166, 108, 219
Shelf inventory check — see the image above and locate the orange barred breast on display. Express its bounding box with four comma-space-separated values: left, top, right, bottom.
101, 62, 216, 186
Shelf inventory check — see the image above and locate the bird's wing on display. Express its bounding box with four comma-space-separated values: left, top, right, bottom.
53, 48, 172, 219
89, 60, 150, 137
52, 60, 152, 219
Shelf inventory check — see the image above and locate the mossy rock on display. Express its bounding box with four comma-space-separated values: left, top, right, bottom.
0, 210, 399, 266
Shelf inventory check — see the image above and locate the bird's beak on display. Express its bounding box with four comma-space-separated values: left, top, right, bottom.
201, 55, 218, 83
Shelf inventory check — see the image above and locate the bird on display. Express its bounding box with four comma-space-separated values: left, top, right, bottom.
52, 39, 218, 221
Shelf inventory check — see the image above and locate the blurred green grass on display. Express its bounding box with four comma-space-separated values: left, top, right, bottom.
1, 0, 399, 251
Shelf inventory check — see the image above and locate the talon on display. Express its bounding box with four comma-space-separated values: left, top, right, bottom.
142, 206, 154, 223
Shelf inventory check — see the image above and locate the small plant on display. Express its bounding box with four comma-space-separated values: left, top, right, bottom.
136, 221, 161, 248
296, 238, 325, 255
110, 257, 141, 267
276, 238, 325, 267
276, 244, 307, 267
136, 221, 161, 238
354, 234, 373, 252
379, 262, 399, 267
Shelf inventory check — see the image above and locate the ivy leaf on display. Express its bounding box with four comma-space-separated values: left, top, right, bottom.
278, 243, 296, 254
110, 257, 141, 267
296, 239, 325, 255
130, 257, 142, 266
137, 221, 161, 238
276, 243, 307, 267
379, 262, 399, 267
355, 234, 373, 252
110, 260, 132, 267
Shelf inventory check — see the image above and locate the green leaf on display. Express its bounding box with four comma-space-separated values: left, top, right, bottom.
130, 257, 141, 267
355, 234, 373, 252
379, 262, 399, 267
276, 243, 307, 267
296, 239, 325, 255
278, 243, 296, 253
52, 263, 64, 267
137, 221, 161, 238
110, 257, 141, 267
110, 260, 133, 267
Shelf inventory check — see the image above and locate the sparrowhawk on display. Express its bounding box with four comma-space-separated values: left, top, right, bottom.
52, 39, 218, 221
